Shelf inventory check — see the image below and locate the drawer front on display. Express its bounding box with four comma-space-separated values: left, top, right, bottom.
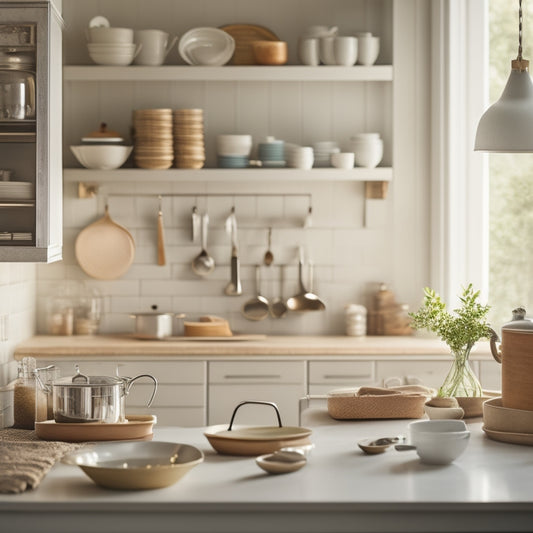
376, 360, 453, 388
126, 406, 205, 427
308, 361, 375, 385
209, 361, 306, 384
127, 383, 204, 408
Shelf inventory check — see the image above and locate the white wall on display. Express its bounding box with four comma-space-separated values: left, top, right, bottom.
35, 0, 432, 337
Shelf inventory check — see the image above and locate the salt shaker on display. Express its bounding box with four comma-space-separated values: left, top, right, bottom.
345, 304, 367, 336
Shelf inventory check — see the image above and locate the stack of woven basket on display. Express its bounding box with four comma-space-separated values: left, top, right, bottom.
132, 108, 174, 169
172, 108, 205, 169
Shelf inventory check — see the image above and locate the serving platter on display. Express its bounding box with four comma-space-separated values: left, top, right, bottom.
482, 426, 533, 446
220, 24, 280, 65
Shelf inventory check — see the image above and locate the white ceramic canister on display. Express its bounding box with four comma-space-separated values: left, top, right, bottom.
345, 304, 367, 336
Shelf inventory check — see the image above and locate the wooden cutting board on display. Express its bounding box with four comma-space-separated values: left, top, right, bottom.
220, 24, 280, 65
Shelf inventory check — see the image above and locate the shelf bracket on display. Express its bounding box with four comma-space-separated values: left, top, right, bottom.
365, 181, 388, 199
78, 182, 98, 199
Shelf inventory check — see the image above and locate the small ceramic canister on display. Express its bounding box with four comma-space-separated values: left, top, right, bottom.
333, 36, 358, 66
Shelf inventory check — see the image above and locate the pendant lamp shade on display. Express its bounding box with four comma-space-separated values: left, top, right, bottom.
475, 68, 533, 152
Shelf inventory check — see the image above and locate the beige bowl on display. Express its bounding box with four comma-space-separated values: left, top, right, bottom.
252, 40, 288, 65
483, 397, 533, 433
456, 396, 490, 418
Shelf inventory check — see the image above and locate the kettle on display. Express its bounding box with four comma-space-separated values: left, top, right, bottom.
490, 308, 533, 410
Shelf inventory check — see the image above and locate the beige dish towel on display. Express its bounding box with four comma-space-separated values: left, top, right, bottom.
0, 428, 82, 494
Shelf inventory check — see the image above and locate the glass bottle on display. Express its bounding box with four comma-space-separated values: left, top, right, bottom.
13, 356, 37, 429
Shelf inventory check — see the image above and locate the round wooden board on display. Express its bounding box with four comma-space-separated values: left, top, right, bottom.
220, 24, 280, 65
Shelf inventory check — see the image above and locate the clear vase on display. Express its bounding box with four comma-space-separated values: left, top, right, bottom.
438, 345, 483, 398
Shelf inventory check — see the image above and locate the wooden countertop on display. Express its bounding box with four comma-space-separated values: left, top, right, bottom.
14, 334, 493, 359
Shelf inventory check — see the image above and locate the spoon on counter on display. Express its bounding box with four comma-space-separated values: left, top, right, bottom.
358, 436, 403, 454
191, 214, 215, 277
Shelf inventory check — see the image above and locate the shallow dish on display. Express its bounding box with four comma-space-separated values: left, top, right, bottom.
178, 27, 235, 66
482, 426, 533, 446
71, 145, 132, 170
256, 450, 307, 474
62, 441, 203, 490
483, 397, 533, 433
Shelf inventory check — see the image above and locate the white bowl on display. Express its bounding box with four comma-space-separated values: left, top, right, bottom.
62, 441, 204, 490
70, 145, 133, 170
408, 419, 470, 465
88, 43, 137, 51
179, 27, 235, 66
352, 138, 383, 168
216, 134, 253, 156
88, 26, 134, 44
88, 50, 136, 66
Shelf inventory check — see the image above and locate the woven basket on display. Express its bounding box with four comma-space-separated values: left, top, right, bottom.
327, 386, 427, 420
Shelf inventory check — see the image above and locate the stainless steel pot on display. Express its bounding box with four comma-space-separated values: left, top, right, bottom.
131, 306, 185, 339
38, 365, 157, 423
0, 50, 35, 120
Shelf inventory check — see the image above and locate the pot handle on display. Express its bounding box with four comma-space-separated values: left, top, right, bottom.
124, 374, 158, 407
227, 400, 283, 431
489, 327, 502, 364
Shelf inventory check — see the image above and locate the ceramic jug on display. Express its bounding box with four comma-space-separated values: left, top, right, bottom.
490, 308, 533, 410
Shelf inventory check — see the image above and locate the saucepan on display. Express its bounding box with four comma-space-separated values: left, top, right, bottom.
36, 365, 157, 424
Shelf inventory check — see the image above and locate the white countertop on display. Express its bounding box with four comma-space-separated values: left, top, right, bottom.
1, 411, 532, 533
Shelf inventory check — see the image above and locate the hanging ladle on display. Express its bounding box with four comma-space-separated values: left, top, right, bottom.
286, 247, 325, 312
270, 265, 288, 319
263, 227, 274, 266
242, 265, 270, 321
191, 213, 215, 277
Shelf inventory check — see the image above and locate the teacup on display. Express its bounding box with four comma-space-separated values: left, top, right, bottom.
356, 32, 380, 66
318, 36, 336, 65
134, 29, 177, 66
333, 36, 358, 66
298, 37, 320, 66
331, 152, 354, 169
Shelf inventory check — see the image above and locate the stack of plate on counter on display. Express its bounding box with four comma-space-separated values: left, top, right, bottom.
0, 181, 34, 201
482, 397, 533, 445
132, 108, 174, 169
172, 109, 205, 169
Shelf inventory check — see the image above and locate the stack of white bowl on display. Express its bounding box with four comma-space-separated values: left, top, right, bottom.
173, 109, 205, 169
216, 135, 252, 168
312, 141, 340, 167
349, 133, 383, 168
87, 25, 138, 66
132, 109, 174, 169
285, 144, 314, 170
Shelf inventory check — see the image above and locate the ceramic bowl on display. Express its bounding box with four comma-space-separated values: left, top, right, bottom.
252, 40, 288, 65
408, 419, 470, 465
216, 134, 253, 156
62, 441, 204, 490
88, 27, 134, 44
88, 46, 138, 66
256, 450, 307, 474
178, 27, 235, 66
483, 397, 533, 433
70, 145, 133, 170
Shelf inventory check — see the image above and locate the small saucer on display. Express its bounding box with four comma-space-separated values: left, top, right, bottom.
358, 436, 401, 454
256, 450, 307, 474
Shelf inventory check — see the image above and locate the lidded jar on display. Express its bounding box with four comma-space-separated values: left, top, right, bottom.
345, 304, 367, 336
13, 356, 37, 429
0, 50, 36, 120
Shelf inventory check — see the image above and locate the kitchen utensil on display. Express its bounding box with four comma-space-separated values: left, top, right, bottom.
490, 307, 533, 410
270, 265, 288, 319
0, 50, 35, 120
256, 449, 307, 474
38, 365, 157, 424
157, 196, 166, 265
286, 248, 325, 312
191, 205, 200, 242
263, 227, 274, 266
35, 414, 156, 442
62, 441, 204, 490
224, 207, 242, 296
242, 265, 270, 321
70, 145, 132, 169
178, 27, 235, 66
358, 436, 402, 454
75, 206, 135, 280
191, 213, 215, 277
219, 24, 280, 65
131, 305, 184, 339
395, 419, 470, 465
204, 401, 312, 456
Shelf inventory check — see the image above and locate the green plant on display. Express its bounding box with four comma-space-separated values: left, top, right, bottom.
409, 284, 492, 397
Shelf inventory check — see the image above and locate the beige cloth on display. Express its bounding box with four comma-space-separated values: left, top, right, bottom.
0, 428, 81, 494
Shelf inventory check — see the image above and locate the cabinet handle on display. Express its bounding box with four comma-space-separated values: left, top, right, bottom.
223, 374, 282, 380
322, 374, 371, 380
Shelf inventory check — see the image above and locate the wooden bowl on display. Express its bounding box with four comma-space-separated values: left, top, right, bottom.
252, 40, 288, 65
483, 397, 533, 433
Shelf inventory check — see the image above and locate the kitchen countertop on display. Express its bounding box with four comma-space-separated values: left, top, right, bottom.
0, 412, 531, 533
14, 334, 493, 359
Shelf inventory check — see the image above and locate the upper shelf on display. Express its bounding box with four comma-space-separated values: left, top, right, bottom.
63, 65, 393, 82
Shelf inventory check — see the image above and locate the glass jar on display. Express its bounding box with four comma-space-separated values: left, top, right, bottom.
13, 356, 37, 429
34, 365, 60, 422
345, 304, 367, 336
0, 50, 36, 120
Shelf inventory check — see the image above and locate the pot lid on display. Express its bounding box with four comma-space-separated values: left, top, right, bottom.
501, 308, 533, 332
54, 375, 122, 387
0, 50, 35, 69
82, 122, 124, 142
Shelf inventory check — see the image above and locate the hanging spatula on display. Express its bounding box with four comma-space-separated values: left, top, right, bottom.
157, 196, 166, 266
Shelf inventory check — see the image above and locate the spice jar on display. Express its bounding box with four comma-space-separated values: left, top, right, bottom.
345, 304, 367, 336
13, 356, 37, 429
34, 365, 60, 422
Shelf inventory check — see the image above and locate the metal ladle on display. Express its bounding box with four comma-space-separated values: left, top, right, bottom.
242, 265, 270, 321
270, 265, 288, 319
263, 227, 274, 266
191, 213, 215, 277
286, 248, 325, 312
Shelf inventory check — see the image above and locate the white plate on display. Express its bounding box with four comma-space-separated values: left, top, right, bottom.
179, 27, 235, 66
0, 181, 34, 200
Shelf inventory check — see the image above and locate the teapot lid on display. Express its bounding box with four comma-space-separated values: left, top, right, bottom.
501, 308, 533, 331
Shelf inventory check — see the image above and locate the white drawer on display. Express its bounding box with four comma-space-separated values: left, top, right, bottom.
209, 361, 305, 384
308, 361, 374, 384
127, 383, 204, 408
376, 360, 453, 388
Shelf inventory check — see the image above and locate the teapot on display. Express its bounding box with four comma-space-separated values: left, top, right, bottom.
490, 308, 533, 410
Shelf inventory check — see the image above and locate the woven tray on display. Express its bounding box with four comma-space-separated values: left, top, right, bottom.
327, 386, 429, 420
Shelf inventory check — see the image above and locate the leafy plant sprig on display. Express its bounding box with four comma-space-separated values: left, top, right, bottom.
409, 284, 492, 354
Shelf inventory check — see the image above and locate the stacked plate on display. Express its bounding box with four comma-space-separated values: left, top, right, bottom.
132, 109, 174, 169
483, 397, 533, 445
257, 137, 285, 168
0, 181, 34, 200
312, 141, 340, 167
172, 109, 205, 169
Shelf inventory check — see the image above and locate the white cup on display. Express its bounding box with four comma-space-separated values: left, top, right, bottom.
351, 138, 383, 168
357, 33, 380, 66
318, 36, 336, 65
331, 152, 355, 169
288, 146, 314, 169
133, 29, 177, 66
333, 36, 358, 66
298, 37, 320, 66
303, 25, 338, 38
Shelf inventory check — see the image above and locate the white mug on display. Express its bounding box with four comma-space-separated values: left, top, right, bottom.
318, 36, 336, 65
331, 152, 355, 169
333, 36, 358, 66
134, 29, 177, 66
357, 33, 380, 66
298, 37, 320, 66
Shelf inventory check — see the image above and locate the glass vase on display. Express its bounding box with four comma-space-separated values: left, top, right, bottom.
438, 345, 483, 398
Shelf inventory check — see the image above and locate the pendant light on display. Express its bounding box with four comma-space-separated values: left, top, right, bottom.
475, 0, 533, 152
